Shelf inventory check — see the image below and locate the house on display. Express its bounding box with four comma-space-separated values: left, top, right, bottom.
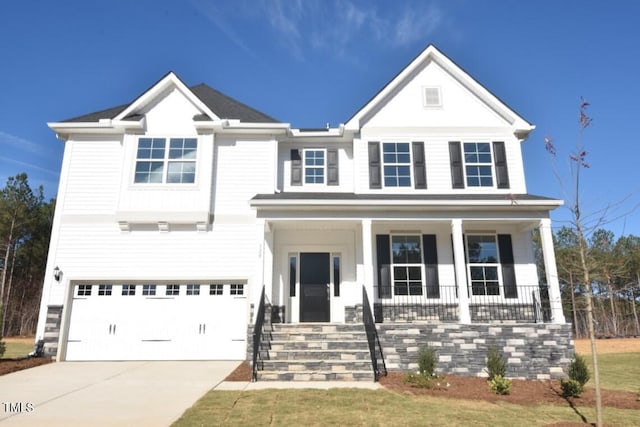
35, 45, 573, 380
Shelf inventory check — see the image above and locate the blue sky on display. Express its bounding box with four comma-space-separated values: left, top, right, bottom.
1, 0, 639, 237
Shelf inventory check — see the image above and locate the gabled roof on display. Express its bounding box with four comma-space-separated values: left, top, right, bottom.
61, 72, 280, 124
345, 44, 534, 135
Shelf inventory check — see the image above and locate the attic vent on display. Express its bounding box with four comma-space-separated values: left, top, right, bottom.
423, 87, 442, 108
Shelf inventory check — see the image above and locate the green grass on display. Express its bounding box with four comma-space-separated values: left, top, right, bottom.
582, 352, 640, 392
1, 338, 33, 359
172, 389, 640, 427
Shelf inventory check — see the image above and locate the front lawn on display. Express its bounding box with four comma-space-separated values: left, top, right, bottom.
172, 388, 640, 426
2, 337, 34, 359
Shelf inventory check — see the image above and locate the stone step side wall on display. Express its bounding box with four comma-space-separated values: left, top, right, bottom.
376, 323, 573, 380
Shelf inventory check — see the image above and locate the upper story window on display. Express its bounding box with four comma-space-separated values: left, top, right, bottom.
450, 141, 509, 189
368, 141, 426, 190
383, 143, 411, 187
463, 143, 493, 187
134, 137, 197, 184
291, 148, 338, 187
304, 149, 325, 184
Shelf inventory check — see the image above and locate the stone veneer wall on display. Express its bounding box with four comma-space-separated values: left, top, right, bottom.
43, 305, 63, 358
376, 323, 574, 380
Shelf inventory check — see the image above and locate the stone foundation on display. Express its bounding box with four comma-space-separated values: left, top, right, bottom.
43, 305, 63, 358
344, 305, 363, 323
376, 323, 573, 380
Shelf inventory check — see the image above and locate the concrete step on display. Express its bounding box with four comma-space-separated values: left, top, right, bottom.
259, 349, 371, 360
256, 370, 375, 381
265, 340, 369, 351
258, 359, 373, 372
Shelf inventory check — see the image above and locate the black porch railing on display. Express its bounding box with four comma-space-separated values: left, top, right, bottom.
372, 284, 551, 323
251, 285, 267, 382
362, 285, 387, 381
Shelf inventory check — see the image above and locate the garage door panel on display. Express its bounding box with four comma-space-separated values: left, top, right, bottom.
66, 283, 248, 361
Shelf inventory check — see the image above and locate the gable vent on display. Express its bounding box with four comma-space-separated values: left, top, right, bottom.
423, 87, 442, 108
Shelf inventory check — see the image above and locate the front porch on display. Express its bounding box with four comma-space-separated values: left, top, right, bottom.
254, 216, 565, 326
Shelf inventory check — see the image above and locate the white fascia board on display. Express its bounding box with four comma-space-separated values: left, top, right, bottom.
48, 120, 143, 138
114, 72, 220, 122
194, 120, 291, 134
250, 198, 563, 210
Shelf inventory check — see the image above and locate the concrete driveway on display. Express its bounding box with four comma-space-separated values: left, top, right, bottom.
0, 360, 239, 426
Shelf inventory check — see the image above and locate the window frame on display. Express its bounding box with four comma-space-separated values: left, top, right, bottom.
382, 142, 412, 188
462, 142, 495, 188
165, 284, 179, 296
77, 284, 92, 297
98, 284, 112, 296
121, 284, 136, 296
142, 284, 157, 296
134, 137, 198, 185
186, 284, 200, 296
230, 284, 244, 295
389, 234, 424, 297
302, 148, 326, 185
465, 234, 502, 296
209, 284, 223, 295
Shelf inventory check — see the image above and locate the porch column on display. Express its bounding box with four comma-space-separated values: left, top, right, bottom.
361, 219, 374, 301
451, 219, 471, 324
253, 219, 271, 323
539, 218, 566, 324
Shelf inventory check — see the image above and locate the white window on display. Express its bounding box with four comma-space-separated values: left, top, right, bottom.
186, 284, 200, 295
134, 137, 197, 184
209, 284, 223, 295
98, 285, 112, 296
391, 235, 423, 295
466, 235, 500, 295
77, 285, 92, 296
304, 149, 325, 184
122, 284, 136, 296
142, 284, 156, 296
463, 143, 493, 187
383, 143, 411, 187
166, 284, 179, 296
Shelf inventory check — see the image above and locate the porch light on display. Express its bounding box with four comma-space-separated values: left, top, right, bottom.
53, 266, 62, 282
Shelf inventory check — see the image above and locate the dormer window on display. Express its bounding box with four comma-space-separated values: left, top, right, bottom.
134, 137, 197, 184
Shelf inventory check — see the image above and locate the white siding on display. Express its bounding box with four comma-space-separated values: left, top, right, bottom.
62, 138, 123, 213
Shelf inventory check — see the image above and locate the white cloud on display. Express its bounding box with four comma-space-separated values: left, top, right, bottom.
191, 0, 448, 61
0, 131, 43, 155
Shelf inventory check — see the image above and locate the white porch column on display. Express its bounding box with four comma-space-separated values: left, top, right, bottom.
253, 219, 271, 322
451, 219, 471, 324
539, 218, 566, 324
361, 219, 374, 301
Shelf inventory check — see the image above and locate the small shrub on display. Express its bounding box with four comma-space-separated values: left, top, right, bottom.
417, 346, 437, 377
488, 374, 512, 395
404, 372, 449, 390
485, 346, 506, 380
567, 354, 590, 386
560, 378, 584, 397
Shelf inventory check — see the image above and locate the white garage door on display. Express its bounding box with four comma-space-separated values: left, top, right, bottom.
65, 283, 247, 361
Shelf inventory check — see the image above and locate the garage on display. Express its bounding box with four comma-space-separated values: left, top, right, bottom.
65, 282, 247, 361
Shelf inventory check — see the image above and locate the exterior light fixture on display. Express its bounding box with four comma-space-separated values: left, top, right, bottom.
53, 266, 62, 282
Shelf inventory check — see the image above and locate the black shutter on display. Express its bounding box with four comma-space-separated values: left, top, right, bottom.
412, 141, 427, 189
376, 234, 391, 298
327, 148, 339, 186
449, 141, 464, 189
493, 141, 510, 189
422, 234, 440, 298
498, 234, 518, 298
291, 149, 302, 186
368, 142, 381, 189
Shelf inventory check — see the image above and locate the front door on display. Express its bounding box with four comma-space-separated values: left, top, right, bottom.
300, 252, 330, 322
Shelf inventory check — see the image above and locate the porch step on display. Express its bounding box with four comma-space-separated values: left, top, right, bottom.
255, 323, 374, 382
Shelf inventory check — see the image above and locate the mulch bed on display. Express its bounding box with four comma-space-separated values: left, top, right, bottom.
0, 357, 52, 376
379, 372, 640, 410
225, 362, 639, 411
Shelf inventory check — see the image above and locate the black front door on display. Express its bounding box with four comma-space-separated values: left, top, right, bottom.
300, 252, 330, 322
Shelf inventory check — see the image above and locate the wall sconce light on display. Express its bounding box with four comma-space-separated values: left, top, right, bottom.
53, 266, 62, 282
